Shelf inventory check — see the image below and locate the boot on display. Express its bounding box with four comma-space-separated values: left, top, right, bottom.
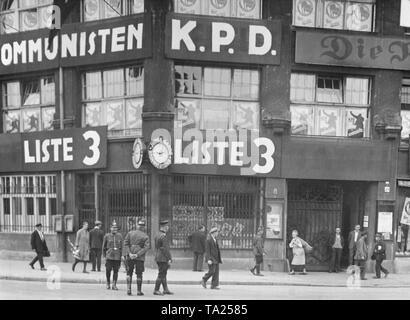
137, 277, 144, 296
126, 276, 132, 296
106, 281, 111, 290
112, 281, 118, 291
162, 279, 174, 295
153, 278, 163, 295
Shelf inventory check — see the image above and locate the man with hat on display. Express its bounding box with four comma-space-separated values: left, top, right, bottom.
372, 233, 389, 279
201, 227, 222, 289
102, 221, 123, 290
89, 220, 104, 272
250, 226, 266, 276
154, 220, 173, 295
188, 225, 206, 272
123, 218, 150, 296
29, 223, 49, 271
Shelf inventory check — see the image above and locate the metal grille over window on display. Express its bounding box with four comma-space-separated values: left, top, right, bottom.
82, 66, 144, 138
400, 78, 410, 140
2, 76, 55, 134
164, 175, 263, 250
290, 73, 371, 138
292, 0, 376, 32
82, 0, 144, 22
0, 175, 57, 233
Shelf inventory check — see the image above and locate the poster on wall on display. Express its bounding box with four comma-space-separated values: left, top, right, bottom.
207, 0, 232, 17
175, 0, 202, 15
265, 200, 283, 239
377, 211, 393, 234
293, 0, 316, 27
323, 1, 344, 29
346, 108, 367, 138
401, 0, 410, 27
345, 2, 373, 32
175, 100, 201, 129
318, 107, 341, 136
291, 105, 313, 135
401, 198, 410, 225
235, 0, 261, 19
402, 111, 410, 140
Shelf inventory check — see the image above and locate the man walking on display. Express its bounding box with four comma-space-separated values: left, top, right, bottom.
354, 232, 368, 280
188, 225, 206, 272
250, 226, 265, 276
329, 227, 344, 273
154, 220, 173, 296
90, 221, 104, 272
29, 223, 49, 271
102, 221, 122, 290
348, 225, 361, 265
201, 227, 222, 290
372, 233, 389, 279
123, 219, 150, 296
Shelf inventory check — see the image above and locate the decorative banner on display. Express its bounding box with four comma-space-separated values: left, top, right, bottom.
401, 198, 410, 226
293, 0, 316, 27
401, 0, 410, 27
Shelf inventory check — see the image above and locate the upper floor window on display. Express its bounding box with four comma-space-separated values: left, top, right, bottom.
401, 78, 410, 140
293, 0, 376, 32
82, 0, 144, 22
2, 76, 55, 134
174, 0, 262, 19
175, 65, 260, 130
0, 0, 54, 34
290, 73, 371, 138
82, 66, 144, 138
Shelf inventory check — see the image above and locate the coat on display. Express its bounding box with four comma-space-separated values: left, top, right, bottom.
253, 236, 264, 256
154, 231, 172, 263
205, 235, 222, 264
89, 227, 104, 249
75, 228, 90, 261
289, 237, 306, 265
354, 236, 368, 261
123, 229, 150, 261
348, 230, 362, 250
188, 231, 206, 253
373, 240, 386, 261
31, 230, 49, 255
102, 232, 123, 261
329, 233, 344, 249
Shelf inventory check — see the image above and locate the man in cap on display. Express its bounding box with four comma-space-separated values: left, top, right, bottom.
372, 233, 389, 279
188, 225, 206, 272
201, 227, 222, 289
90, 220, 104, 272
29, 223, 49, 271
123, 218, 150, 296
250, 226, 266, 276
102, 221, 123, 290
154, 220, 173, 295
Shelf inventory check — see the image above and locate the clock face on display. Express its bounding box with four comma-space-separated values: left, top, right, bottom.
148, 137, 172, 169
132, 138, 145, 169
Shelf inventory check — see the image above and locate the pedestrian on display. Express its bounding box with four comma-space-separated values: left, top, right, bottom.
89, 220, 104, 272
354, 232, 368, 280
29, 223, 49, 271
201, 227, 222, 289
250, 226, 266, 276
372, 233, 389, 279
72, 221, 90, 273
103, 221, 123, 290
153, 220, 173, 296
123, 218, 150, 296
188, 225, 206, 272
329, 227, 344, 273
348, 225, 362, 265
288, 230, 311, 275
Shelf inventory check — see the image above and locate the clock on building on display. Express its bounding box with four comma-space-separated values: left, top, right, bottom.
148, 136, 172, 169
132, 138, 146, 170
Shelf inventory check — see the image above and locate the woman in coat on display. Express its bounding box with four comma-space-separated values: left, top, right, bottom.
72, 221, 90, 273
289, 230, 311, 275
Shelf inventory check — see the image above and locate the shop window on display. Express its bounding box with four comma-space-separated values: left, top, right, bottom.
82, 66, 144, 138
400, 78, 410, 141
290, 73, 371, 138
0, 0, 54, 34
175, 65, 260, 130
2, 76, 55, 134
293, 0, 376, 32
174, 0, 262, 19
0, 175, 57, 233
82, 0, 144, 22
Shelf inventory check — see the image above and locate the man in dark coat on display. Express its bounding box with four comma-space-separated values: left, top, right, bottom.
201, 227, 222, 290
372, 233, 389, 279
89, 220, 104, 272
348, 224, 361, 265
329, 227, 344, 273
102, 221, 122, 290
354, 232, 368, 280
250, 227, 265, 276
123, 219, 150, 296
154, 220, 173, 296
29, 223, 49, 271
188, 225, 206, 272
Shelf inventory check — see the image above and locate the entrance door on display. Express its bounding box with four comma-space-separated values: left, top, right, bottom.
287, 181, 343, 271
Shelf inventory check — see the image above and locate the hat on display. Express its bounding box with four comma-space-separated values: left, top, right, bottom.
94, 220, 102, 226
210, 227, 218, 234
138, 219, 146, 226
375, 232, 382, 237
35, 223, 42, 227
111, 220, 118, 229
159, 220, 169, 226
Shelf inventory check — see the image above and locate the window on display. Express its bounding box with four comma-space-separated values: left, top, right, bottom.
401, 78, 410, 140
290, 73, 371, 138
174, 0, 262, 19
82, 66, 144, 138
175, 66, 260, 130
2, 76, 55, 133
82, 0, 144, 21
0, 175, 56, 233
0, 0, 54, 34
293, 0, 376, 32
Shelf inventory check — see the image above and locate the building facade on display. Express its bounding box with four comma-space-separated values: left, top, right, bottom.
0, 0, 409, 272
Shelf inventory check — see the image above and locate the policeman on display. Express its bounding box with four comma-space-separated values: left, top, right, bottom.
102, 221, 123, 290
123, 218, 150, 296
154, 220, 173, 296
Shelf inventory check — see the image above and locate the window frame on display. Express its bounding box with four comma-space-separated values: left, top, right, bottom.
81, 0, 145, 22
400, 78, 410, 141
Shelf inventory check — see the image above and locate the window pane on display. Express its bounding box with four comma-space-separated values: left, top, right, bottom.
345, 2, 373, 32
3, 198, 10, 215
232, 102, 259, 130
22, 80, 40, 106
41, 76, 55, 105
26, 198, 34, 215
345, 77, 369, 105
38, 197, 46, 216
22, 108, 40, 132
3, 110, 20, 133
175, 99, 201, 129
175, 66, 202, 95
19, 0, 35, 8
106, 100, 124, 131
24, 176, 34, 193
1, 12, 18, 34
83, 0, 100, 21
316, 77, 343, 103
5, 81, 20, 107
50, 198, 57, 215
317, 107, 342, 136
203, 100, 230, 130
42, 107, 55, 131
290, 74, 315, 102
1, 0, 18, 10
204, 68, 231, 97
13, 197, 22, 215
84, 72, 102, 100
103, 69, 124, 98
129, 0, 144, 14
208, 0, 231, 17
291, 105, 314, 135
402, 110, 410, 140
20, 9, 39, 31
39, 5, 53, 29
323, 1, 344, 29
103, 0, 122, 19
293, 0, 317, 27
401, 81, 410, 105
346, 108, 367, 138
233, 69, 260, 100
125, 98, 143, 131
84, 103, 102, 127
235, 0, 261, 19
126, 66, 144, 96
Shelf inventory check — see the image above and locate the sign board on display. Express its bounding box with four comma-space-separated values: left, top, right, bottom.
398, 180, 410, 188
265, 200, 283, 239
22, 126, 107, 172
401, 197, 410, 225
295, 30, 410, 71
401, 0, 410, 28
377, 211, 393, 234
165, 13, 281, 65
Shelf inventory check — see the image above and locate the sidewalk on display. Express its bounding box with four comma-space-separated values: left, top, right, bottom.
1, 259, 410, 288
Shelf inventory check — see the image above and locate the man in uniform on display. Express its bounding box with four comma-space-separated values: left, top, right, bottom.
102, 221, 123, 290
123, 219, 150, 296
154, 220, 173, 296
